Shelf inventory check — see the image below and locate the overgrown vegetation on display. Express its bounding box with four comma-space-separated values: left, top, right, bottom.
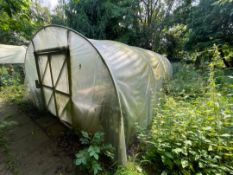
75, 131, 115, 175
0, 65, 25, 102
75, 132, 148, 175
137, 47, 233, 175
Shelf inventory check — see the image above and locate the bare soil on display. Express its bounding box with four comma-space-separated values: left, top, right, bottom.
0, 99, 80, 175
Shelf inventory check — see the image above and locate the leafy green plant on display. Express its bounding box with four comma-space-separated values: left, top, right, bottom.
0, 65, 25, 102
166, 63, 207, 99
138, 47, 233, 174
75, 131, 115, 175
0, 85, 25, 102
114, 162, 146, 175
0, 65, 24, 86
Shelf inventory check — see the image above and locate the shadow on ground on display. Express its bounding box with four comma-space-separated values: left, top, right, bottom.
0, 99, 81, 175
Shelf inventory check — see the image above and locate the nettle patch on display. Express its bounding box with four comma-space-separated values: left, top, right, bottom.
138, 48, 233, 175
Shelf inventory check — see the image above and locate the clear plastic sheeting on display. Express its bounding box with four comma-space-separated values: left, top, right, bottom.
51, 55, 65, 82
91, 40, 172, 142
33, 27, 68, 51
24, 25, 172, 165
56, 62, 69, 93
0, 44, 26, 64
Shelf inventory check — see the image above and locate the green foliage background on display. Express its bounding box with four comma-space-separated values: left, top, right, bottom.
0, 0, 232, 66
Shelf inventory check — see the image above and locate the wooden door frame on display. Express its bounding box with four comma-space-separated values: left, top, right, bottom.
34, 46, 72, 117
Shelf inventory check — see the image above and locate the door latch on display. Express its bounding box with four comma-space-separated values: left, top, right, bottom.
35, 80, 41, 88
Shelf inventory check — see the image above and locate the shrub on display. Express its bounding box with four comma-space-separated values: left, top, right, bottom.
0, 65, 25, 102
166, 63, 207, 99
0, 65, 24, 86
139, 47, 233, 174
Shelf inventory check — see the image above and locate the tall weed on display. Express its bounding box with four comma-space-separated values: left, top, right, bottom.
139, 46, 233, 174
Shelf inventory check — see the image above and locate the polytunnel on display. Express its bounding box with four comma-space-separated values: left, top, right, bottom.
22, 25, 172, 164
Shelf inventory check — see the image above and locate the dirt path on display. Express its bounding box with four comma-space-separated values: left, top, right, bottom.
0, 99, 79, 175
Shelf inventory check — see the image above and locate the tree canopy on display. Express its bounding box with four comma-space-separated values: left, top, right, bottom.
186, 0, 233, 50
0, 0, 232, 66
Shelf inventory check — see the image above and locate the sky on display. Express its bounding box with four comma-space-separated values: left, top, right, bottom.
39, 0, 59, 11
